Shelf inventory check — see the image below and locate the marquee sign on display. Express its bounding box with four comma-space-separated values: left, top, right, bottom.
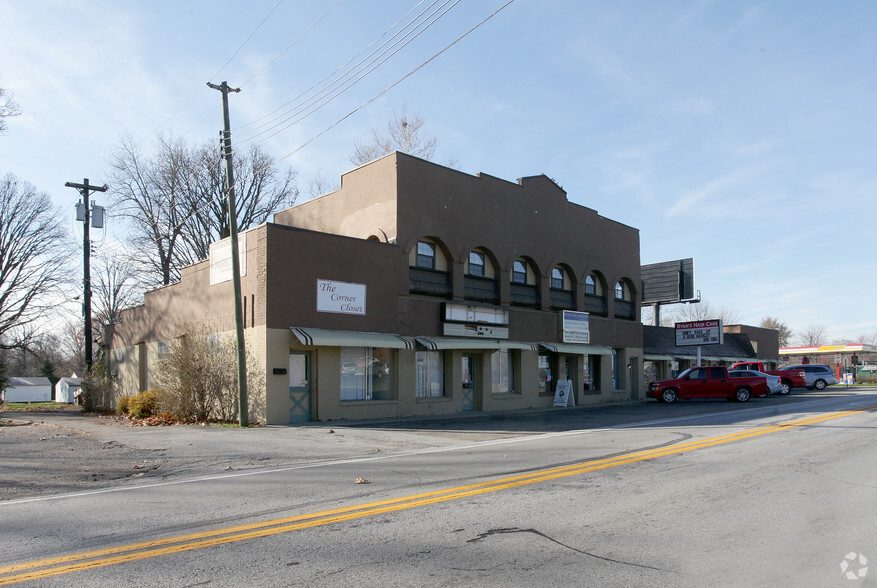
675, 319, 723, 347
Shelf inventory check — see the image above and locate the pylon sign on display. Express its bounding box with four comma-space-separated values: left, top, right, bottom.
675, 320, 723, 347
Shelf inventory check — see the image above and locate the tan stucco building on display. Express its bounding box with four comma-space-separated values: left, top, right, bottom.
106, 152, 645, 424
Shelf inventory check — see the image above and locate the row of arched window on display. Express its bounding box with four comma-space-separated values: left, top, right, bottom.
407, 238, 637, 320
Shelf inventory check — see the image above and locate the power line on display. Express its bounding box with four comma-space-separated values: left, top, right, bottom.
132, 1, 288, 151
263, 0, 516, 170
239, 0, 344, 88
209, 0, 285, 85
231, 0, 458, 153
88, 2, 342, 258
231, 0, 432, 135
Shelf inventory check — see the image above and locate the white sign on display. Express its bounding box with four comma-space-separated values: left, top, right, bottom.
444, 303, 509, 325
317, 279, 366, 315
443, 323, 509, 339
562, 310, 590, 344
552, 379, 575, 407
209, 233, 247, 285
675, 320, 723, 347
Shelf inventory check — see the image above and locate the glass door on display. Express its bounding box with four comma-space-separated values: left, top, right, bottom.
289, 352, 311, 423
461, 353, 477, 411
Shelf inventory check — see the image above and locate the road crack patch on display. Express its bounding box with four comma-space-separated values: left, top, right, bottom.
466, 527, 668, 571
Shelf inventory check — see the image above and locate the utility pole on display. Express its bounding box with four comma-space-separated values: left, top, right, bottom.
66, 179, 108, 407
207, 80, 249, 427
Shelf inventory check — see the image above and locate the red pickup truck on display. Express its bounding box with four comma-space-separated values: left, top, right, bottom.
648, 366, 768, 403
729, 362, 806, 395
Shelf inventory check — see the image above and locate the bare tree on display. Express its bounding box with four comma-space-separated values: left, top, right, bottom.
760, 316, 793, 347
306, 169, 340, 199
665, 300, 742, 326
92, 255, 141, 330
108, 135, 194, 286
0, 174, 73, 350
61, 319, 86, 375
797, 324, 827, 347
350, 104, 438, 166
176, 142, 298, 263
0, 84, 22, 134
109, 135, 298, 286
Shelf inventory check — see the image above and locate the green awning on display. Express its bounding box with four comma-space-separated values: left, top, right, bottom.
540, 342, 613, 355
644, 354, 675, 361
415, 337, 537, 351
291, 327, 413, 349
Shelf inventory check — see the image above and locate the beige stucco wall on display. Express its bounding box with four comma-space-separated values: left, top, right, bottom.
273, 154, 398, 242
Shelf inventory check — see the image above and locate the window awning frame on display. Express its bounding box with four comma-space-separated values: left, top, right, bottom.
415, 337, 537, 351
539, 342, 613, 355
291, 327, 413, 349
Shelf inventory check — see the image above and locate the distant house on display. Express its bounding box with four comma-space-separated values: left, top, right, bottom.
3, 377, 53, 402
55, 377, 82, 404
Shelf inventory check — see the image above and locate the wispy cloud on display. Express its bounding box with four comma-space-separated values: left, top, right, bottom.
665, 172, 745, 218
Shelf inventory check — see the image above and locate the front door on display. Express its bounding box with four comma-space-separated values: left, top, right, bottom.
461, 354, 477, 411
289, 352, 311, 423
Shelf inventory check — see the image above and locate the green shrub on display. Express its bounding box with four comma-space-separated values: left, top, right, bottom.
128, 390, 159, 419
116, 395, 131, 415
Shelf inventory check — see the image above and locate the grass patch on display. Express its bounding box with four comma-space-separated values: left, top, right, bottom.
3, 402, 81, 412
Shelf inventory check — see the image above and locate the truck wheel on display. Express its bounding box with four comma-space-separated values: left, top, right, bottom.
734, 387, 751, 402
661, 389, 678, 403
814, 379, 827, 390
780, 381, 791, 395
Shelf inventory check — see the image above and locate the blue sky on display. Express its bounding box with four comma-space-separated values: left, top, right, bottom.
2, 1, 876, 344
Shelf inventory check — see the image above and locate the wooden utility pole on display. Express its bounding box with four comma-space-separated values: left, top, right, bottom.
66, 179, 108, 375
207, 80, 249, 427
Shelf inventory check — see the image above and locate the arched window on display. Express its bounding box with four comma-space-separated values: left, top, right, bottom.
464, 248, 498, 304
416, 241, 436, 269
585, 274, 597, 295
409, 238, 451, 298
468, 251, 485, 276
551, 267, 564, 290
615, 281, 625, 300
512, 260, 527, 284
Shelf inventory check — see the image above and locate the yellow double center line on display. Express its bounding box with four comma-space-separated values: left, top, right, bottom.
1, 406, 873, 585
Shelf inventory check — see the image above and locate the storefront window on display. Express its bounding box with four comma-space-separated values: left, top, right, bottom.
491, 349, 515, 394
340, 347, 393, 401
644, 361, 658, 384
538, 353, 552, 396
612, 349, 621, 390
415, 350, 444, 397
586, 355, 600, 391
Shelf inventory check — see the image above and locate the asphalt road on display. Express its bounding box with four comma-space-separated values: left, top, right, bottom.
2, 388, 876, 587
